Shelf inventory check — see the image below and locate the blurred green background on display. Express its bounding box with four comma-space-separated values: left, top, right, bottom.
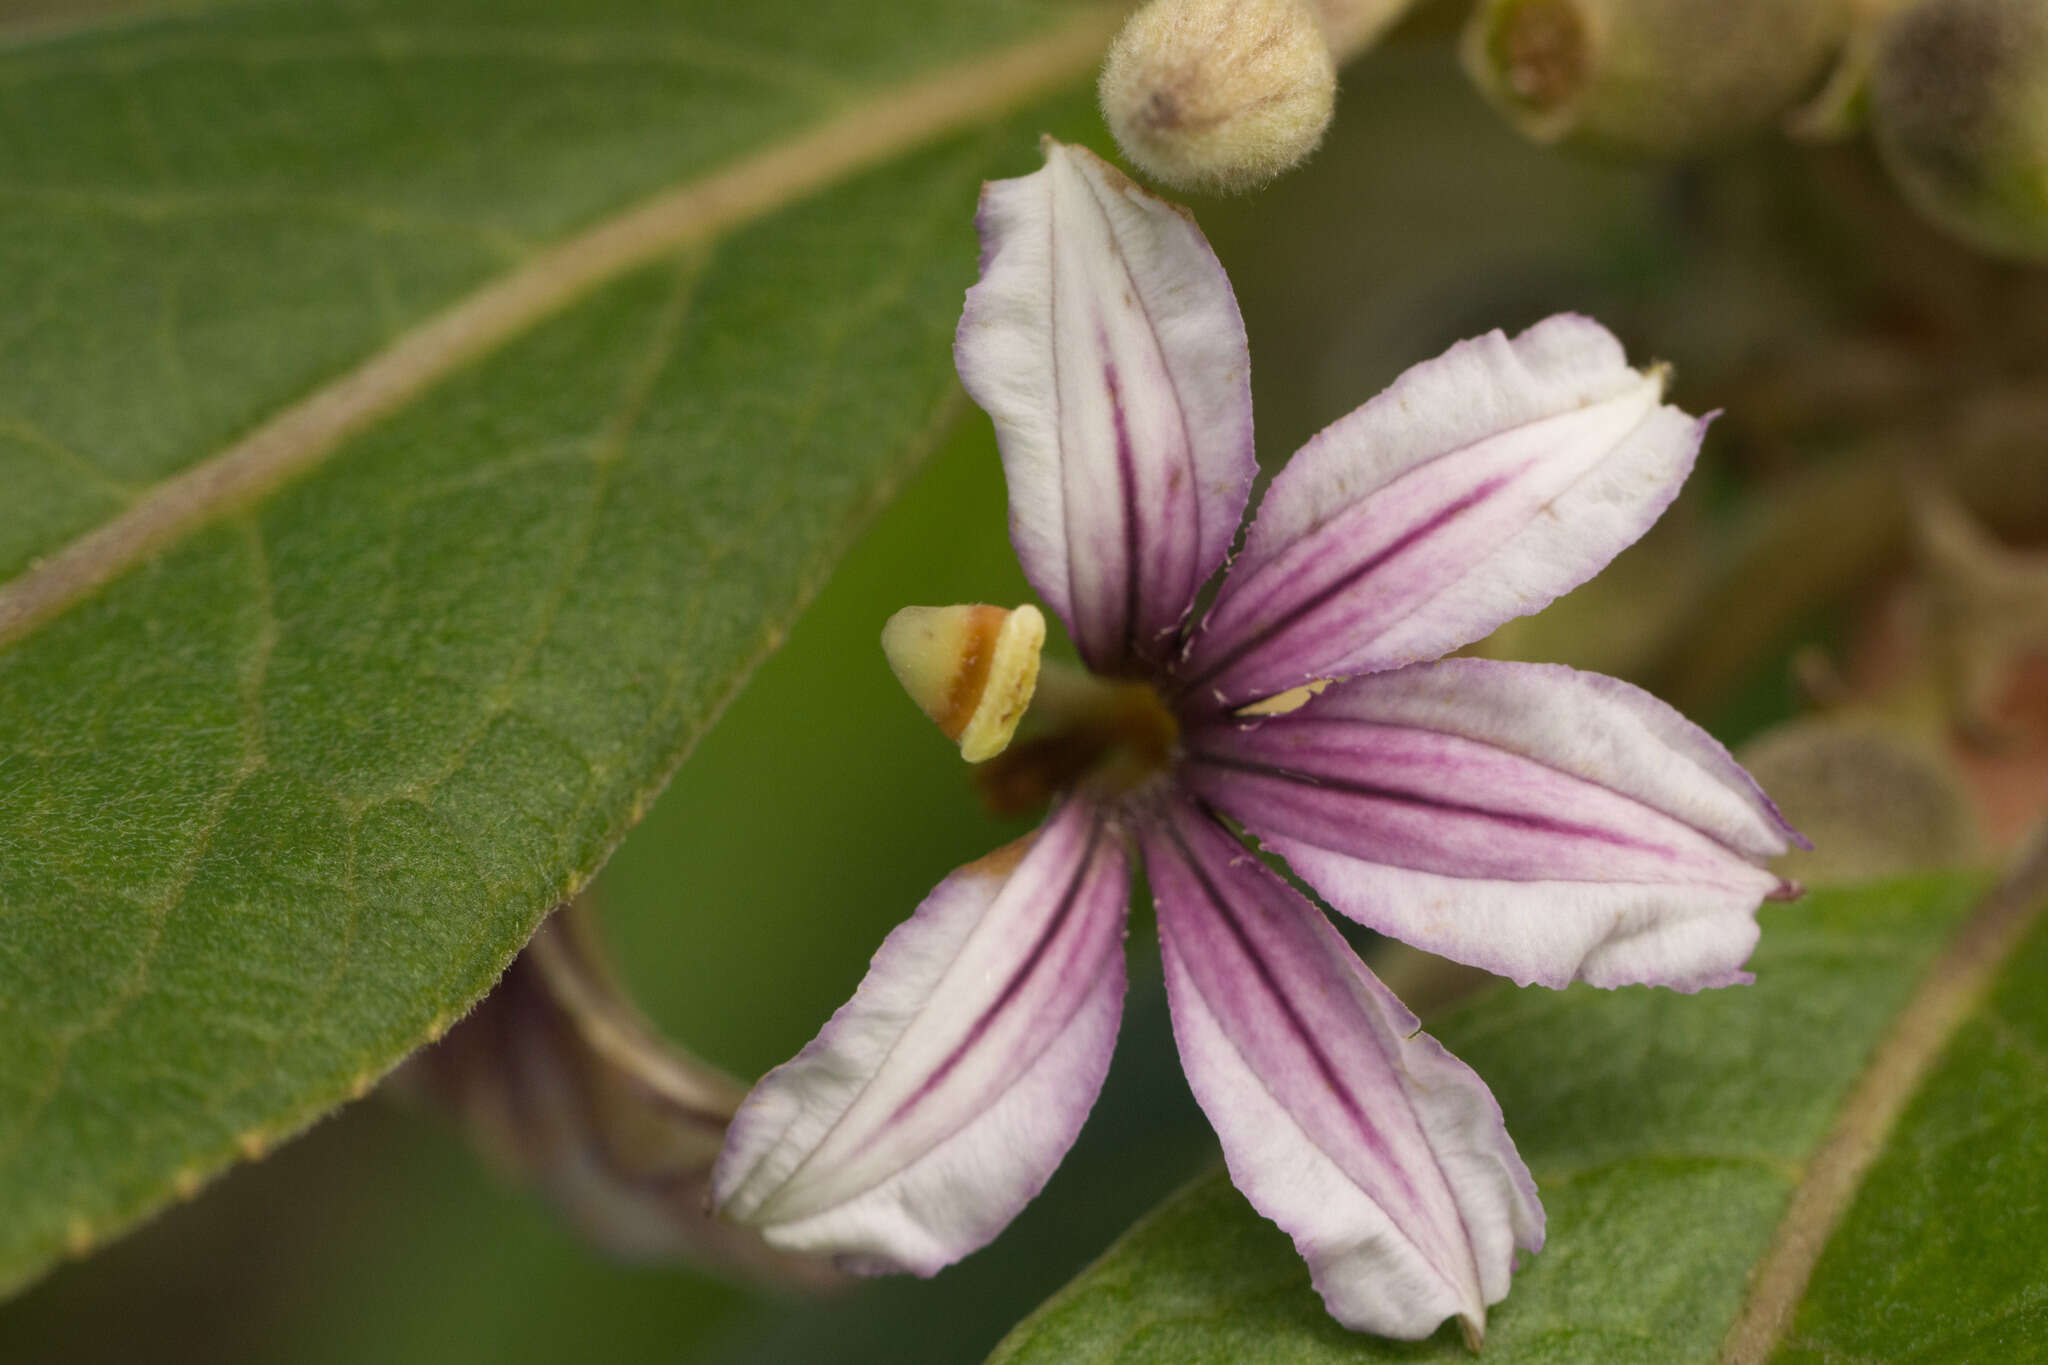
0, 13, 1955, 1363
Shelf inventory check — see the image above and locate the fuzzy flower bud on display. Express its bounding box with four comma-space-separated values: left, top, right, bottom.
1871, 0, 2048, 260
1099, 0, 1338, 194
1462, 0, 1855, 154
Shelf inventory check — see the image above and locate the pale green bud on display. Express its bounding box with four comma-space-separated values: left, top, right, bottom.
1737, 719, 1982, 885
1462, 0, 1856, 154
1871, 0, 2048, 259
1099, 0, 1338, 194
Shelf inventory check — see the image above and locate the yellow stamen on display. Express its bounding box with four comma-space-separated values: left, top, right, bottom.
1236, 678, 1332, 717
881, 604, 1046, 763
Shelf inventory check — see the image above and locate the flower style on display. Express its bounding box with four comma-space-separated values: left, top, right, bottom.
710, 138, 1802, 1343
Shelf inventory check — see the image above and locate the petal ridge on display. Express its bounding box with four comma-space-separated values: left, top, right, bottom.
712, 801, 1130, 1273
1143, 797, 1541, 1341
1190, 657, 1797, 990
958, 139, 1256, 672
1178, 315, 1704, 708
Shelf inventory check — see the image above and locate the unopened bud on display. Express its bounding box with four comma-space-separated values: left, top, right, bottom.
1737, 720, 1981, 884
1099, 0, 1338, 194
882, 604, 1045, 762
1870, 0, 2048, 260
1462, 0, 1855, 154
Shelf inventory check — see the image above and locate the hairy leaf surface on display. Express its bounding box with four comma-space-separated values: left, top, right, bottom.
0, 0, 1110, 1294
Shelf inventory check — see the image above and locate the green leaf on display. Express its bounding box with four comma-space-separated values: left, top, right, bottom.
0, 0, 1116, 1295
1769, 868, 2048, 1364
0, 415, 1223, 1365
986, 860, 2048, 1364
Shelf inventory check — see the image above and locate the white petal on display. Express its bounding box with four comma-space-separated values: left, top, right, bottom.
1144, 798, 1543, 1341
712, 801, 1129, 1273
1178, 315, 1705, 709
1190, 657, 1800, 990
958, 138, 1256, 673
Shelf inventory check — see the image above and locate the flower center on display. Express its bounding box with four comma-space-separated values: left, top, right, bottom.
879, 602, 1181, 816
973, 662, 1181, 817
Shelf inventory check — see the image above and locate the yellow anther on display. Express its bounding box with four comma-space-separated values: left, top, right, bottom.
1237, 678, 1332, 717
882, 604, 1047, 763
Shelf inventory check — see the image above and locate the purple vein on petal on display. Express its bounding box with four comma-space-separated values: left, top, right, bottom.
712, 800, 1130, 1269
957, 140, 1256, 674
890, 814, 1109, 1120
1067, 164, 1214, 664
1176, 317, 1704, 710
1103, 351, 1143, 669
1067, 174, 1195, 670
1156, 810, 1421, 1198
1171, 472, 1516, 703
1186, 709, 1782, 892
1188, 662, 1794, 990
1185, 749, 1671, 857
1144, 797, 1538, 1340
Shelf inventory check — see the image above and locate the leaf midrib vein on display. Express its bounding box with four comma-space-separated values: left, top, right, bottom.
1717, 838, 2048, 1364
0, 3, 1118, 656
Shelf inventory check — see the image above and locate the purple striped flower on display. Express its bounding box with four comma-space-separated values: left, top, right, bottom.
711, 139, 1803, 1344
